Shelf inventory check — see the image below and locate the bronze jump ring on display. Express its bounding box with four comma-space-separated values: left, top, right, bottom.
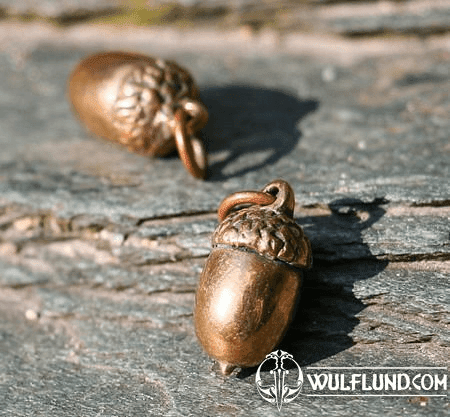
174, 108, 208, 180
217, 191, 276, 222
181, 99, 209, 135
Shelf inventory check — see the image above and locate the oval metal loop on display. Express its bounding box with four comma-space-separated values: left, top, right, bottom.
174, 108, 208, 180
180, 99, 209, 135
217, 179, 296, 221
262, 179, 295, 218
217, 191, 276, 222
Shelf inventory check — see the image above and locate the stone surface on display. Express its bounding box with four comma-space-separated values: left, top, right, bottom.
0, 0, 121, 19
2, 0, 450, 38
316, 0, 450, 36
0, 8, 449, 417
0, 38, 449, 218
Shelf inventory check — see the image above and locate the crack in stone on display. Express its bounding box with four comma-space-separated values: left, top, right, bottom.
412, 199, 450, 208
135, 210, 216, 226
378, 252, 450, 263
130, 253, 208, 267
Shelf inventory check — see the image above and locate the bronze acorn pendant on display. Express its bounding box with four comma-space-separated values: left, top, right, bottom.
194, 180, 312, 375
68, 51, 209, 179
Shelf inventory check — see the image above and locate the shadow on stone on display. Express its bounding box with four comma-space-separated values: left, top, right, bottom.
198, 86, 319, 181
396, 72, 449, 87
238, 197, 389, 379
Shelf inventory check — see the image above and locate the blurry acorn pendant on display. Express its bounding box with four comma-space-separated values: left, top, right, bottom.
68, 51, 208, 179
194, 179, 312, 375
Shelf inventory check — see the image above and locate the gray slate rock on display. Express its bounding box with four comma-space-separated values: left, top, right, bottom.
0, 23, 449, 417
0, 45, 449, 220
0, 0, 121, 19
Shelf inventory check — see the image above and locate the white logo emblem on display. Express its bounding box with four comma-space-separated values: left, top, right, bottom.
255, 350, 303, 410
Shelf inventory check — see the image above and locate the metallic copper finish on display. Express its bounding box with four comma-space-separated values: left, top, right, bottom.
68, 51, 208, 179
217, 191, 275, 222
194, 180, 312, 375
195, 248, 301, 373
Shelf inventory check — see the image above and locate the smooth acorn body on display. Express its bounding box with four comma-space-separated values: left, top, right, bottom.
194, 180, 312, 375
68, 51, 208, 178
195, 247, 301, 371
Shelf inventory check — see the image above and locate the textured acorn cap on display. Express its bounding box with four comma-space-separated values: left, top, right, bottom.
212, 204, 312, 270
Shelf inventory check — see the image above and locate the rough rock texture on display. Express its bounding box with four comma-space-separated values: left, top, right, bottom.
0, 0, 121, 20
2, 0, 450, 37
0, 2, 449, 415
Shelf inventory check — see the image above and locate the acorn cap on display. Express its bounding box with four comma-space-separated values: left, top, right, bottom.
212, 180, 312, 270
